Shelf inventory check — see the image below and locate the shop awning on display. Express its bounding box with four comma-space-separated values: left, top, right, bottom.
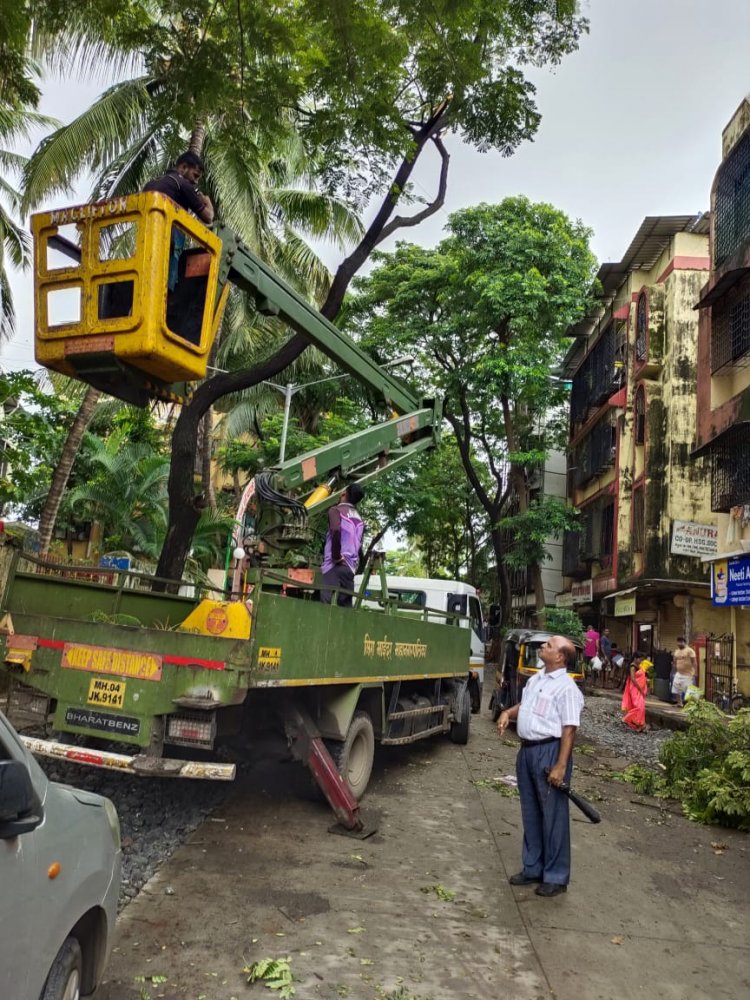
603, 586, 637, 600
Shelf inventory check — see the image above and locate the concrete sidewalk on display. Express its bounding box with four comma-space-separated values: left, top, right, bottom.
97, 705, 749, 1000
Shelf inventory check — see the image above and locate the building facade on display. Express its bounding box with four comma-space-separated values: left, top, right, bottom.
509, 448, 567, 624
561, 215, 731, 688
693, 99, 750, 697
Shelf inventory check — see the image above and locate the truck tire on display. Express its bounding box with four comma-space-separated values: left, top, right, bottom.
42, 936, 82, 1000
327, 711, 375, 801
449, 686, 471, 745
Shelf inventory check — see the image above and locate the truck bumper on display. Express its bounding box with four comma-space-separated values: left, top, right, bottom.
20, 736, 236, 780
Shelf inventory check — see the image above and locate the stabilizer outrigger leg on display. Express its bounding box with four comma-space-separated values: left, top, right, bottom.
283, 702, 377, 838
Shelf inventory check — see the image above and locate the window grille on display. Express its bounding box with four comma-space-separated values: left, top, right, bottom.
711, 269, 750, 373
563, 531, 583, 576
709, 422, 750, 511
632, 488, 645, 551
570, 323, 620, 427
572, 416, 616, 488
714, 129, 750, 267
574, 498, 616, 566
634, 386, 646, 444
635, 293, 647, 362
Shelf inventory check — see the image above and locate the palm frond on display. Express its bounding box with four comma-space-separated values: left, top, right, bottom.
273, 189, 363, 247
0, 265, 17, 341
275, 228, 332, 302
0, 149, 28, 177
89, 132, 166, 201
30, 19, 147, 86
0, 107, 60, 145
207, 136, 270, 252
0, 203, 31, 268
21, 76, 156, 211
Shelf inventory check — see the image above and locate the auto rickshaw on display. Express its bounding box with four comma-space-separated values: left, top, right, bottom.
488, 629, 585, 721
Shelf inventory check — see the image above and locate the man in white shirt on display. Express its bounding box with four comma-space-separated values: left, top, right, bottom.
497, 635, 584, 897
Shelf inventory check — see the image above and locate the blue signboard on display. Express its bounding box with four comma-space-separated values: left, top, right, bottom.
712, 553, 750, 606
99, 554, 131, 571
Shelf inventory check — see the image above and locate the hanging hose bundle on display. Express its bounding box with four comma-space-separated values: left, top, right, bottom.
254, 473, 307, 513
253, 473, 310, 546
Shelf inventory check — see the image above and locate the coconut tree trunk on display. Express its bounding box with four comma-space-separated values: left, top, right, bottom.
188, 121, 206, 156
38, 386, 101, 556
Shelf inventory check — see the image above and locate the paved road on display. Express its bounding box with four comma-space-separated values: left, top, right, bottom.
98, 704, 749, 1000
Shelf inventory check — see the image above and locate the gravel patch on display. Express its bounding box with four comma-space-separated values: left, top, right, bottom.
578, 696, 672, 764
39, 759, 230, 908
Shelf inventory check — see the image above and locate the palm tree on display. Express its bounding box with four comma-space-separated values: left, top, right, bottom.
0, 102, 57, 341
21, 33, 362, 556
67, 431, 231, 577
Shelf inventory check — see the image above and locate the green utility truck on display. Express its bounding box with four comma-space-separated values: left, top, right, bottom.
0, 194, 479, 832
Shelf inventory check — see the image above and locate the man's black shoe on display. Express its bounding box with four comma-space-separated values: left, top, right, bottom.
508, 872, 542, 886
535, 882, 567, 897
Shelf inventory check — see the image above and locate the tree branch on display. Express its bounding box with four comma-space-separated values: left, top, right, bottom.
320, 110, 449, 318
444, 408, 495, 515
375, 135, 450, 245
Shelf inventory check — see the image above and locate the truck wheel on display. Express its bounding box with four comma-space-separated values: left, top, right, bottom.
449, 686, 471, 745
42, 936, 82, 1000
327, 711, 375, 801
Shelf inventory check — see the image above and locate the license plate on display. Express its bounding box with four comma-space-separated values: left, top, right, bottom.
87, 676, 126, 709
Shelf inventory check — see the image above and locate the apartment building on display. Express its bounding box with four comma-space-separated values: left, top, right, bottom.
693, 98, 750, 698
560, 215, 731, 686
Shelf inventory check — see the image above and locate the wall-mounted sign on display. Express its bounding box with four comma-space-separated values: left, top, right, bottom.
614, 595, 636, 617
671, 520, 718, 557
712, 554, 750, 606
555, 592, 574, 608
593, 575, 617, 595
571, 579, 593, 604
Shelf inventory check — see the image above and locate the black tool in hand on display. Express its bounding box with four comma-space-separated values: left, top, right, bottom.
544, 768, 602, 824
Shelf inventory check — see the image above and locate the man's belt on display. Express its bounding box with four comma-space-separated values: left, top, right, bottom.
519, 736, 560, 747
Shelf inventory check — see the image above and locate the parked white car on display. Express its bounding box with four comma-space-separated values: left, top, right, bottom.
0, 710, 121, 1000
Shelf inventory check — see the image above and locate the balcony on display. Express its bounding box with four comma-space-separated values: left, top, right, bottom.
711, 269, 750, 373
563, 530, 587, 578
571, 416, 617, 489
570, 323, 626, 429
708, 422, 750, 512
565, 499, 615, 570
714, 129, 750, 269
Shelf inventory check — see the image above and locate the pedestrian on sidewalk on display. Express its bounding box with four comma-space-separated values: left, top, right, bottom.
621, 653, 648, 731
584, 624, 600, 674
671, 637, 697, 706
496, 635, 584, 897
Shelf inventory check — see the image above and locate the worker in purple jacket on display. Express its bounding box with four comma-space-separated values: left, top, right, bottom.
320, 483, 365, 607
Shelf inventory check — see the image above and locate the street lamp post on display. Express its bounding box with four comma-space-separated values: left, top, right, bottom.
263, 355, 413, 464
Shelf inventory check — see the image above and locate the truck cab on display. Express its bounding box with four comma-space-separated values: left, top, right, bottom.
355, 575, 485, 712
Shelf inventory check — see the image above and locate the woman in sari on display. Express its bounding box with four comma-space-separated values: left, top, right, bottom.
621, 654, 650, 732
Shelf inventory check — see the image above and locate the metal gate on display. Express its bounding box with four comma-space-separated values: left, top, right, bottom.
705, 633, 734, 703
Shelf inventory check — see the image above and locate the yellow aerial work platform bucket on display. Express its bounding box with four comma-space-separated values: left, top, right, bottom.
31, 192, 229, 404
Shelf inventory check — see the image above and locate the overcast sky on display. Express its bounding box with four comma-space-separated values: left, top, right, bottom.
3, 0, 750, 371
